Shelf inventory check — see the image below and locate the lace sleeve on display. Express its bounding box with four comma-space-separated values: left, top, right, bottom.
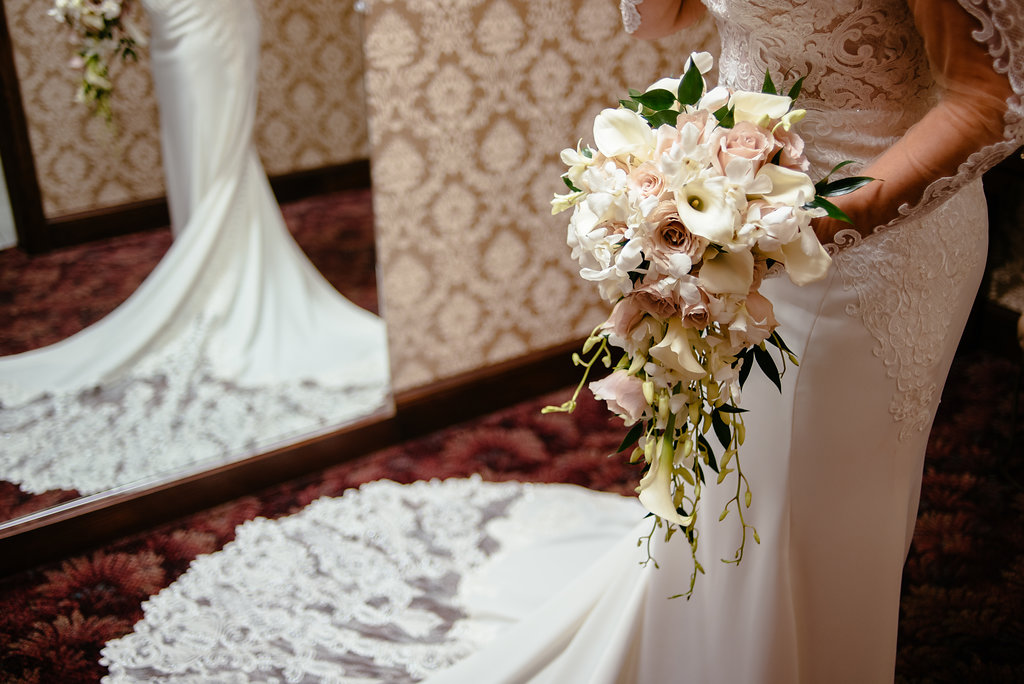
620, 0, 644, 34
835, 0, 1024, 245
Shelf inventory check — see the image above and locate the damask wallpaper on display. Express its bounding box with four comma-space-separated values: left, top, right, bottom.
363, 0, 719, 391
3, 0, 368, 219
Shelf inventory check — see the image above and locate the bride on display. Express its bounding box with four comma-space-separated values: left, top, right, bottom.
100, 0, 1022, 682
0, 0, 389, 496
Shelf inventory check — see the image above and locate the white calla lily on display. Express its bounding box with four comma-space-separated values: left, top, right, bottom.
593, 108, 656, 161
697, 85, 731, 112
638, 437, 693, 527
649, 319, 706, 382
675, 179, 737, 244
699, 248, 755, 294
779, 227, 832, 285
729, 91, 792, 127
755, 165, 816, 206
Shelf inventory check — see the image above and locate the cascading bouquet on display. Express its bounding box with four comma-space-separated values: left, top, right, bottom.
49, 0, 147, 122
546, 52, 870, 598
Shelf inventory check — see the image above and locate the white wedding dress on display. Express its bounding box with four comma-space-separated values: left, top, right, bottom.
0, 0, 390, 496
100, 1, 1023, 682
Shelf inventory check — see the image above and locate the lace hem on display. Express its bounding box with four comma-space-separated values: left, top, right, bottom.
99, 478, 640, 683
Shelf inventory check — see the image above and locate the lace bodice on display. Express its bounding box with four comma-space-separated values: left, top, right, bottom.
623, 0, 1024, 223
704, 0, 935, 177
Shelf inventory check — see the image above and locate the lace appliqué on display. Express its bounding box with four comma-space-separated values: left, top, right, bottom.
619, 0, 643, 34
98, 479, 638, 683
0, 317, 390, 496
830, 181, 987, 439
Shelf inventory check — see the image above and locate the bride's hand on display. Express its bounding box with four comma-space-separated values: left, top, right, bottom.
811, 192, 873, 245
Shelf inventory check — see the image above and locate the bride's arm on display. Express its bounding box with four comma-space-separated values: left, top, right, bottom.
815, 0, 1018, 243
620, 0, 707, 39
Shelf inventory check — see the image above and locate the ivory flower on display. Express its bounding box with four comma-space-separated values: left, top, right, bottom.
649, 319, 706, 382
675, 178, 738, 245
593, 108, 656, 161
730, 91, 793, 127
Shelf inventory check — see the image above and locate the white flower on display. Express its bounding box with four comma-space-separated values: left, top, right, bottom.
685, 51, 715, 75
675, 177, 738, 245
777, 226, 832, 286
752, 164, 816, 206
729, 91, 793, 127
638, 435, 693, 527
649, 319, 706, 382
593, 108, 656, 161
698, 248, 754, 295
697, 86, 730, 112
579, 237, 644, 302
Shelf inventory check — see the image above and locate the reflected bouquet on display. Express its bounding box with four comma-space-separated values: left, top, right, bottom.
49, 0, 147, 122
547, 52, 868, 597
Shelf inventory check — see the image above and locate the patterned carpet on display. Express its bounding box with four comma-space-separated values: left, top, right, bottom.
0, 188, 379, 520
0, 341, 1021, 682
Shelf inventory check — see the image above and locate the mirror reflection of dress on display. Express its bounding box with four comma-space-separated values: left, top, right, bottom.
100, 1, 1022, 682
0, 0, 389, 496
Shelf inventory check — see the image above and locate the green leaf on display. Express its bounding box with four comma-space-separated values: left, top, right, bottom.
816, 175, 874, 197
644, 110, 679, 128
633, 88, 676, 111
761, 69, 777, 95
787, 75, 806, 100
712, 104, 735, 128
737, 351, 753, 388
804, 196, 853, 224
628, 88, 643, 98
716, 404, 748, 414
766, 331, 794, 355
753, 345, 782, 392
616, 421, 645, 453
619, 99, 640, 112
711, 409, 731, 450
678, 61, 704, 106
562, 176, 580, 193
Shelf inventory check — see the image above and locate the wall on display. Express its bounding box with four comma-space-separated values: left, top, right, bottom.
364, 0, 719, 392
2, 0, 368, 220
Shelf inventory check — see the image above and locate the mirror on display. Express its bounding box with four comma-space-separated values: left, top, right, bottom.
0, 0, 392, 532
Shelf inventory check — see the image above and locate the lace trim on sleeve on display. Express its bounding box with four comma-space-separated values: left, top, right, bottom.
620, 0, 644, 34
858, 0, 1024, 245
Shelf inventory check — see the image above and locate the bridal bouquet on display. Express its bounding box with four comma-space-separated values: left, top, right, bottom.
49, 0, 146, 122
547, 52, 868, 597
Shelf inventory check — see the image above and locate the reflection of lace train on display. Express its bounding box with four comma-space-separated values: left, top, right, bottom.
0, 0, 389, 495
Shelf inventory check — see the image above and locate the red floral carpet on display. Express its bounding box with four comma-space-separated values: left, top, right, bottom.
0, 342, 1022, 682
0, 188, 379, 519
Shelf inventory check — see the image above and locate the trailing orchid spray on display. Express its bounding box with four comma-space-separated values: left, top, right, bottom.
546, 52, 870, 598
49, 0, 146, 122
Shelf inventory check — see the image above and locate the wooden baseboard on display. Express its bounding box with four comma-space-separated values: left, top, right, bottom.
20, 159, 371, 253
0, 338, 585, 575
